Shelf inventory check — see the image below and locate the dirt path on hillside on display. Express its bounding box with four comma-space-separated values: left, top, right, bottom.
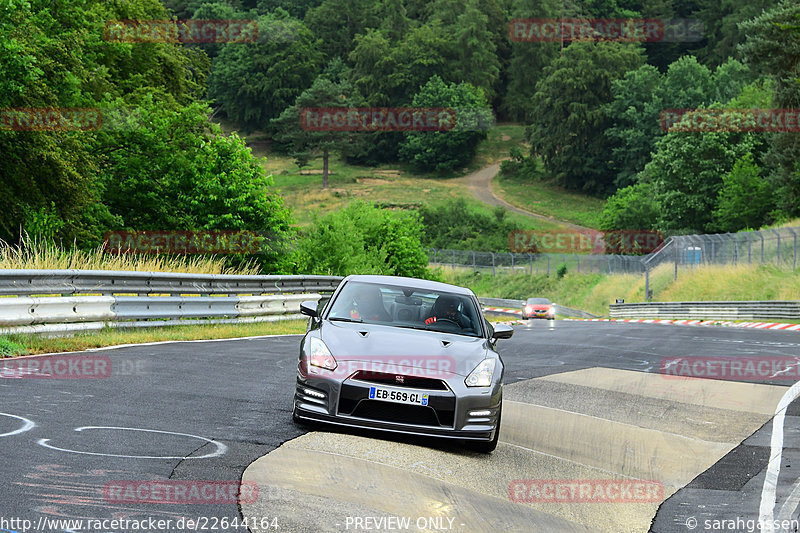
463, 163, 594, 232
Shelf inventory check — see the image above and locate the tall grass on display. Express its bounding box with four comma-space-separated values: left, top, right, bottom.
0, 235, 260, 275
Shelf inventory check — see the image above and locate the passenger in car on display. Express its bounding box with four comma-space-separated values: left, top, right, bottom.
351, 284, 392, 322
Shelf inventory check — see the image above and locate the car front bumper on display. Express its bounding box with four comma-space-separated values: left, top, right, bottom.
294, 369, 501, 441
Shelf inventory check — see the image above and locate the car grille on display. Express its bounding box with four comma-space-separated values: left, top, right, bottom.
338, 383, 455, 427
350, 370, 449, 391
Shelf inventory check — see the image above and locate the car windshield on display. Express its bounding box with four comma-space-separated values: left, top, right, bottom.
327, 281, 483, 338
527, 298, 551, 305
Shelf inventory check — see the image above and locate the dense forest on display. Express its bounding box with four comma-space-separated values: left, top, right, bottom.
1, 0, 798, 273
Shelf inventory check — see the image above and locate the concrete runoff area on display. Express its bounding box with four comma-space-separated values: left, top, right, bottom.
242, 367, 787, 532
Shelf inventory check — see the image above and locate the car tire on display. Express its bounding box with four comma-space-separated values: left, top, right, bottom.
466, 405, 501, 453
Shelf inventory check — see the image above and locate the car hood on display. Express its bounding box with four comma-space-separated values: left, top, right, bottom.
320, 321, 491, 378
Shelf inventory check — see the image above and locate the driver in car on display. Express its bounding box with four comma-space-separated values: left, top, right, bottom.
425, 294, 472, 330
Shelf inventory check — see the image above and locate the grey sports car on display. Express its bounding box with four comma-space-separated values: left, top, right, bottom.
292, 274, 513, 452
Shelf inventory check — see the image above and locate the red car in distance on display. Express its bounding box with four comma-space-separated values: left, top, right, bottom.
523, 297, 555, 320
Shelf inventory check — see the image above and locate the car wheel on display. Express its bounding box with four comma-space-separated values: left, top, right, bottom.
466, 405, 501, 453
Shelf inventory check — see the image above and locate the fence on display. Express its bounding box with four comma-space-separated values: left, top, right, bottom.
0, 270, 342, 336
428, 249, 645, 276
430, 226, 800, 301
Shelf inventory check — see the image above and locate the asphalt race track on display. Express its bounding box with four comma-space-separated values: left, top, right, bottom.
1, 322, 799, 533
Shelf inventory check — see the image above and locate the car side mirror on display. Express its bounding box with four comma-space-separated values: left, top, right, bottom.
492, 323, 514, 340
300, 300, 319, 318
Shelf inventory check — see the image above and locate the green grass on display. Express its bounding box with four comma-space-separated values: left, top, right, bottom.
259, 145, 565, 232
0, 320, 308, 357
442, 263, 800, 317
240, 123, 580, 232
494, 167, 606, 229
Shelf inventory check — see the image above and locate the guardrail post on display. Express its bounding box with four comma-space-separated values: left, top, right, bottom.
472, 251, 476, 271
576, 255, 580, 272
511, 253, 515, 270
673, 239, 678, 280
645, 267, 651, 302
788, 228, 797, 269
528, 253, 533, 275
760, 233, 765, 264
490, 252, 495, 276
452, 250, 456, 269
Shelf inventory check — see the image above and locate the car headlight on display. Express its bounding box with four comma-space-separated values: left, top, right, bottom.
307, 337, 337, 371
465, 358, 496, 387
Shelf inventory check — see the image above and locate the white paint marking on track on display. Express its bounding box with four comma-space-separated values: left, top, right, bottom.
759, 380, 800, 532
0, 412, 36, 437
36, 426, 227, 460
778, 474, 800, 524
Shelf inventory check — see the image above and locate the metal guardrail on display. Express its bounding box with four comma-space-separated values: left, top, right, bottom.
0, 270, 344, 335
609, 301, 800, 321
0, 269, 342, 296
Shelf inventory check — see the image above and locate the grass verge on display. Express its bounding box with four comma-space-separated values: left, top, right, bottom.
443, 263, 800, 317
0, 320, 308, 357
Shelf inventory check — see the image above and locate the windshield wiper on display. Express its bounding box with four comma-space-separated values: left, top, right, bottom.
329, 316, 363, 323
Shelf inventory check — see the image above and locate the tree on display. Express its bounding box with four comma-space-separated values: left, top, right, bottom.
304, 0, 379, 60
0, 0, 208, 245
740, 1, 800, 219
209, 13, 323, 131
605, 56, 752, 189
604, 65, 663, 188
271, 76, 360, 188
528, 41, 645, 194
398, 76, 490, 172
97, 95, 295, 271
502, 0, 560, 122
641, 110, 765, 233
712, 154, 774, 232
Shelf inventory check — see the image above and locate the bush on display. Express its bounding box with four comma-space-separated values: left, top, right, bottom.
398, 76, 489, 172
294, 201, 430, 278
418, 199, 523, 252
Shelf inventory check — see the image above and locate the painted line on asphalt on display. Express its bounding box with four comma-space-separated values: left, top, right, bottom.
0, 412, 36, 438
759, 380, 800, 532
36, 426, 228, 460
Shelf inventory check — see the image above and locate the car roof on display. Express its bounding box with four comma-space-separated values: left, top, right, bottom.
341, 274, 475, 296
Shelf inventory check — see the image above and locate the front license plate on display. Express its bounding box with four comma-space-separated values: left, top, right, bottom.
369, 386, 429, 406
